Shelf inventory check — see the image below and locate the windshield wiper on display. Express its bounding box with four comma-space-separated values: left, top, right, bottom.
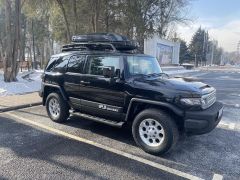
132, 74, 150, 78
132, 73, 169, 79
147, 73, 169, 77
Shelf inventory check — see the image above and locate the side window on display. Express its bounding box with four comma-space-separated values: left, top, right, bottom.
45, 57, 58, 72
67, 55, 85, 73
45, 57, 68, 72
53, 56, 69, 72
88, 56, 121, 77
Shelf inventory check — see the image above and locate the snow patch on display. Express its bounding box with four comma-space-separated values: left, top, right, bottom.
0, 70, 43, 97
164, 69, 198, 75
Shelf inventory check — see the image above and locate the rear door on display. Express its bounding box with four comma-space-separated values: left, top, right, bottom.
79, 55, 126, 121
64, 54, 86, 109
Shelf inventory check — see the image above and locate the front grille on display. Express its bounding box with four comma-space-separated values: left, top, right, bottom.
202, 90, 216, 109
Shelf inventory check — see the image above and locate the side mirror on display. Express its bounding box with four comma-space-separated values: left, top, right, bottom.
103, 66, 115, 78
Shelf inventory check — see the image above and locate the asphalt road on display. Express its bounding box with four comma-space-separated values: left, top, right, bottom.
1, 69, 240, 180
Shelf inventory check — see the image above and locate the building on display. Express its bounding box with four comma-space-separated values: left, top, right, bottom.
144, 34, 180, 65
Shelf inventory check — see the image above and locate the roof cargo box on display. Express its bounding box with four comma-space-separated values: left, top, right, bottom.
71, 33, 138, 51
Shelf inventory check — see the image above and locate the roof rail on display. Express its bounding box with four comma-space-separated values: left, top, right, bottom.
62, 42, 117, 52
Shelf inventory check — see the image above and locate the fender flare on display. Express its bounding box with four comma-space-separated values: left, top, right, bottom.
125, 98, 184, 121
43, 83, 68, 104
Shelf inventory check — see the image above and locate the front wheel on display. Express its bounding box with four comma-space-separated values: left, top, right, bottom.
46, 93, 69, 123
132, 109, 179, 155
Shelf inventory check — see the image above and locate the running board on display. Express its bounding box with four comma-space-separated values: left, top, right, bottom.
70, 110, 124, 128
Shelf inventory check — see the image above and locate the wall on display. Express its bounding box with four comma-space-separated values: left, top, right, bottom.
144, 34, 180, 65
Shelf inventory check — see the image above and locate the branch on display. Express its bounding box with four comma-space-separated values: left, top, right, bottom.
21, 0, 26, 9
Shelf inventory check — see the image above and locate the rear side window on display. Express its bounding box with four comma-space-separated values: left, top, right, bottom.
45, 57, 68, 72
45, 57, 58, 72
53, 56, 68, 72
87, 56, 121, 77
67, 55, 85, 73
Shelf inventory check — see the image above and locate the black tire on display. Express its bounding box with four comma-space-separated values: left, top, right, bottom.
46, 93, 69, 123
132, 109, 179, 155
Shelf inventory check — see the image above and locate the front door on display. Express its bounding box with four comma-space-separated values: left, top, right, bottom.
79, 55, 125, 121
64, 54, 86, 109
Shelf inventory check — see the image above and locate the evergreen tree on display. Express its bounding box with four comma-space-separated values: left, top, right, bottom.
179, 39, 190, 64
189, 27, 209, 66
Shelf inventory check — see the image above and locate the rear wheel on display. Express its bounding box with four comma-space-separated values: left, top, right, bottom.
46, 93, 69, 123
132, 109, 179, 155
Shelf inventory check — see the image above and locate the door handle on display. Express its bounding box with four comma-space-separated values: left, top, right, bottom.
80, 80, 90, 85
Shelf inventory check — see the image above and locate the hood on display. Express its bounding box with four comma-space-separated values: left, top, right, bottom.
133, 76, 213, 96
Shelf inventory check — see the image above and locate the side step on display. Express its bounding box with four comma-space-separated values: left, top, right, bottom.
70, 110, 124, 128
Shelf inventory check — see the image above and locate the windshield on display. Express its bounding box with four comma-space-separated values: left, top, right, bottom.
126, 56, 162, 76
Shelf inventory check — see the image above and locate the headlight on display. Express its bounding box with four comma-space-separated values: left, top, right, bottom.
180, 90, 216, 109
180, 98, 202, 106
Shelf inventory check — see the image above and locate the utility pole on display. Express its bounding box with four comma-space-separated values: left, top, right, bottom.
237, 41, 240, 56
237, 41, 240, 65
202, 30, 205, 67
210, 41, 215, 66
205, 31, 209, 66
32, 19, 36, 70
195, 54, 197, 67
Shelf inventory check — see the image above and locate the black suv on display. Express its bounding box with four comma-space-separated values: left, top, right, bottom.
39, 33, 223, 155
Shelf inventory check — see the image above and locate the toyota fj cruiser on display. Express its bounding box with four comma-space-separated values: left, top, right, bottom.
39, 33, 223, 155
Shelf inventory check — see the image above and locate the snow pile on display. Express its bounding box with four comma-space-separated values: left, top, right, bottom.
161, 66, 198, 75
0, 70, 43, 97
164, 69, 198, 75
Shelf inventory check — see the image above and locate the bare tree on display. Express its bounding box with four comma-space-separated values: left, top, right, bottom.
73, 0, 78, 34
55, 0, 71, 41
89, 0, 101, 32
156, 0, 190, 37
4, 0, 21, 82
4, 0, 12, 81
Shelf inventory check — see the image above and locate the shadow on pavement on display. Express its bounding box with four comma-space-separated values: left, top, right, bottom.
163, 127, 240, 179
6, 108, 240, 179
65, 115, 136, 146
56, 115, 240, 179
0, 116, 176, 180
64, 115, 240, 179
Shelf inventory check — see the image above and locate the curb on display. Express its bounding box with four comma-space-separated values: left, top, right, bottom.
0, 102, 42, 113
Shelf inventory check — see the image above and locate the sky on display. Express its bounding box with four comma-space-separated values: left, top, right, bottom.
177, 0, 240, 52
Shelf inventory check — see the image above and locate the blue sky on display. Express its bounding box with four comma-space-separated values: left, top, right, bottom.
178, 0, 240, 52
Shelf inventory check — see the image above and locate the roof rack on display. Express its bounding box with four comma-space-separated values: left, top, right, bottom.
62, 42, 117, 52
62, 33, 138, 52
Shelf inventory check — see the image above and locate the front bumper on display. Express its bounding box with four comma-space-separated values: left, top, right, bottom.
184, 101, 223, 135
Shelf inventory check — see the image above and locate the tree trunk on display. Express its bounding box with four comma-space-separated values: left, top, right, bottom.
40, 42, 44, 69
104, 0, 109, 32
73, 0, 78, 34
56, 0, 71, 41
32, 19, 37, 69
20, 14, 26, 63
13, 0, 21, 79
91, 0, 101, 32
4, 0, 13, 82
4, 0, 21, 82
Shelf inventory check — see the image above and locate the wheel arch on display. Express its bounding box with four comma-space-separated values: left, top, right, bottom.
125, 98, 184, 127
43, 84, 68, 105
